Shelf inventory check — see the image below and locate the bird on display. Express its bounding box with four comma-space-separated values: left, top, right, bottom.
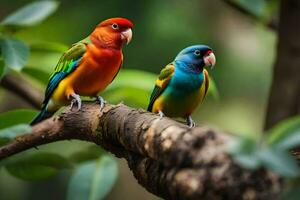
147, 45, 216, 128
31, 18, 133, 125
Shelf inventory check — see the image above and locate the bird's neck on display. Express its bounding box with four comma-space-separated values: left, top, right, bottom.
171, 66, 205, 93
175, 60, 204, 74
90, 35, 122, 50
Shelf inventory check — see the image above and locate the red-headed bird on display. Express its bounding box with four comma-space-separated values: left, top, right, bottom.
147, 45, 216, 127
31, 18, 133, 125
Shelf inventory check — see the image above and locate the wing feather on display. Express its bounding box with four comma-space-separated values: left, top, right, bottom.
147, 63, 175, 111
43, 39, 89, 105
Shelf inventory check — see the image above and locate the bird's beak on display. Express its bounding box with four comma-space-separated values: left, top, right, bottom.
121, 28, 133, 45
204, 51, 216, 69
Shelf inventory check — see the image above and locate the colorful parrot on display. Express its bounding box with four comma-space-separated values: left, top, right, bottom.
147, 45, 216, 127
31, 18, 133, 125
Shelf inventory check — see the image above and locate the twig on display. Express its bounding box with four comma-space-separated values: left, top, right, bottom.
0, 74, 42, 109
222, 0, 278, 31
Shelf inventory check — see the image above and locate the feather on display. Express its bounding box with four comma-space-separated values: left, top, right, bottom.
43, 40, 88, 105
147, 64, 174, 111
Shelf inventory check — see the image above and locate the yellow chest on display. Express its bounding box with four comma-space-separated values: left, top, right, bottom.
153, 76, 207, 118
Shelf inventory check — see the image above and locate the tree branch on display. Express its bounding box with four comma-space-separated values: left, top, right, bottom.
0, 74, 42, 109
0, 102, 283, 199
221, 0, 278, 31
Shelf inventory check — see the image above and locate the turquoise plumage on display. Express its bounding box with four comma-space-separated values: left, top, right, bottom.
147, 45, 216, 127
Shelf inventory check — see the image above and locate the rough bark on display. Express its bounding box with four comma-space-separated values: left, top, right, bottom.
265, 0, 300, 129
0, 102, 283, 199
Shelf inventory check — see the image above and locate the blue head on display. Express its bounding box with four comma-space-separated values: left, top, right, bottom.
174, 45, 216, 73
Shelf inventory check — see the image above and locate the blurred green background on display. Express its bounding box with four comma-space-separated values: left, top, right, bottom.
0, 0, 277, 199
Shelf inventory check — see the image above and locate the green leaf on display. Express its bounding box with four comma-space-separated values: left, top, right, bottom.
107, 69, 157, 92
274, 131, 300, 150
232, 0, 266, 17
103, 69, 157, 107
207, 76, 219, 100
282, 183, 300, 200
227, 137, 260, 169
0, 37, 29, 70
0, 59, 4, 79
30, 41, 68, 53
0, 109, 37, 129
1, 1, 59, 27
232, 153, 260, 169
67, 155, 118, 200
258, 148, 299, 178
0, 124, 31, 146
22, 67, 50, 85
5, 152, 71, 181
227, 137, 258, 154
103, 87, 150, 108
267, 117, 300, 145
69, 145, 105, 164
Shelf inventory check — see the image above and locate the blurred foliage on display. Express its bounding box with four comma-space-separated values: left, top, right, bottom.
4, 152, 71, 181
282, 182, 300, 200
230, 0, 277, 17
237, 0, 267, 16
67, 155, 118, 200
228, 116, 300, 198
0, 59, 4, 78
267, 117, 300, 146
0, 124, 31, 145
228, 116, 300, 177
1, 1, 58, 30
29, 40, 68, 53
1, 1, 59, 28
228, 136, 299, 178
0, 1, 59, 72
0, 109, 37, 129
69, 145, 105, 164
0, 37, 29, 70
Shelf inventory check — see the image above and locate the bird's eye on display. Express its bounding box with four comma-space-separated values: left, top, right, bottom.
112, 23, 119, 30
194, 50, 201, 56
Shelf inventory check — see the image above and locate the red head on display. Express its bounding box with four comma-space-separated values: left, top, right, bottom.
91, 18, 133, 49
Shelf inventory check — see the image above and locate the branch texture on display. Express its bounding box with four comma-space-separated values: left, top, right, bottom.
0, 102, 282, 199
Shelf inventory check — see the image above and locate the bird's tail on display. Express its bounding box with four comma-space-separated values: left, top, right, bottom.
147, 104, 153, 112
30, 105, 54, 125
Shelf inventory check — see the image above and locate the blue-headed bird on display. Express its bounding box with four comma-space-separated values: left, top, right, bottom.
147, 45, 216, 127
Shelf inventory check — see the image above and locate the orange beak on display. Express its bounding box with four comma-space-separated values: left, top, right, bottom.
121, 28, 133, 45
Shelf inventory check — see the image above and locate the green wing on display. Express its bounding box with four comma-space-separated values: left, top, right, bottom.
147, 63, 175, 111
43, 37, 90, 105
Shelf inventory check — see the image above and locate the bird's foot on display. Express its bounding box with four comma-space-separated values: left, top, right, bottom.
187, 116, 196, 128
70, 93, 82, 111
158, 110, 165, 119
96, 96, 107, 111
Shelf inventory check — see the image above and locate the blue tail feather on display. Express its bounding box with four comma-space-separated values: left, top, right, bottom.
30, 106, 54, 125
